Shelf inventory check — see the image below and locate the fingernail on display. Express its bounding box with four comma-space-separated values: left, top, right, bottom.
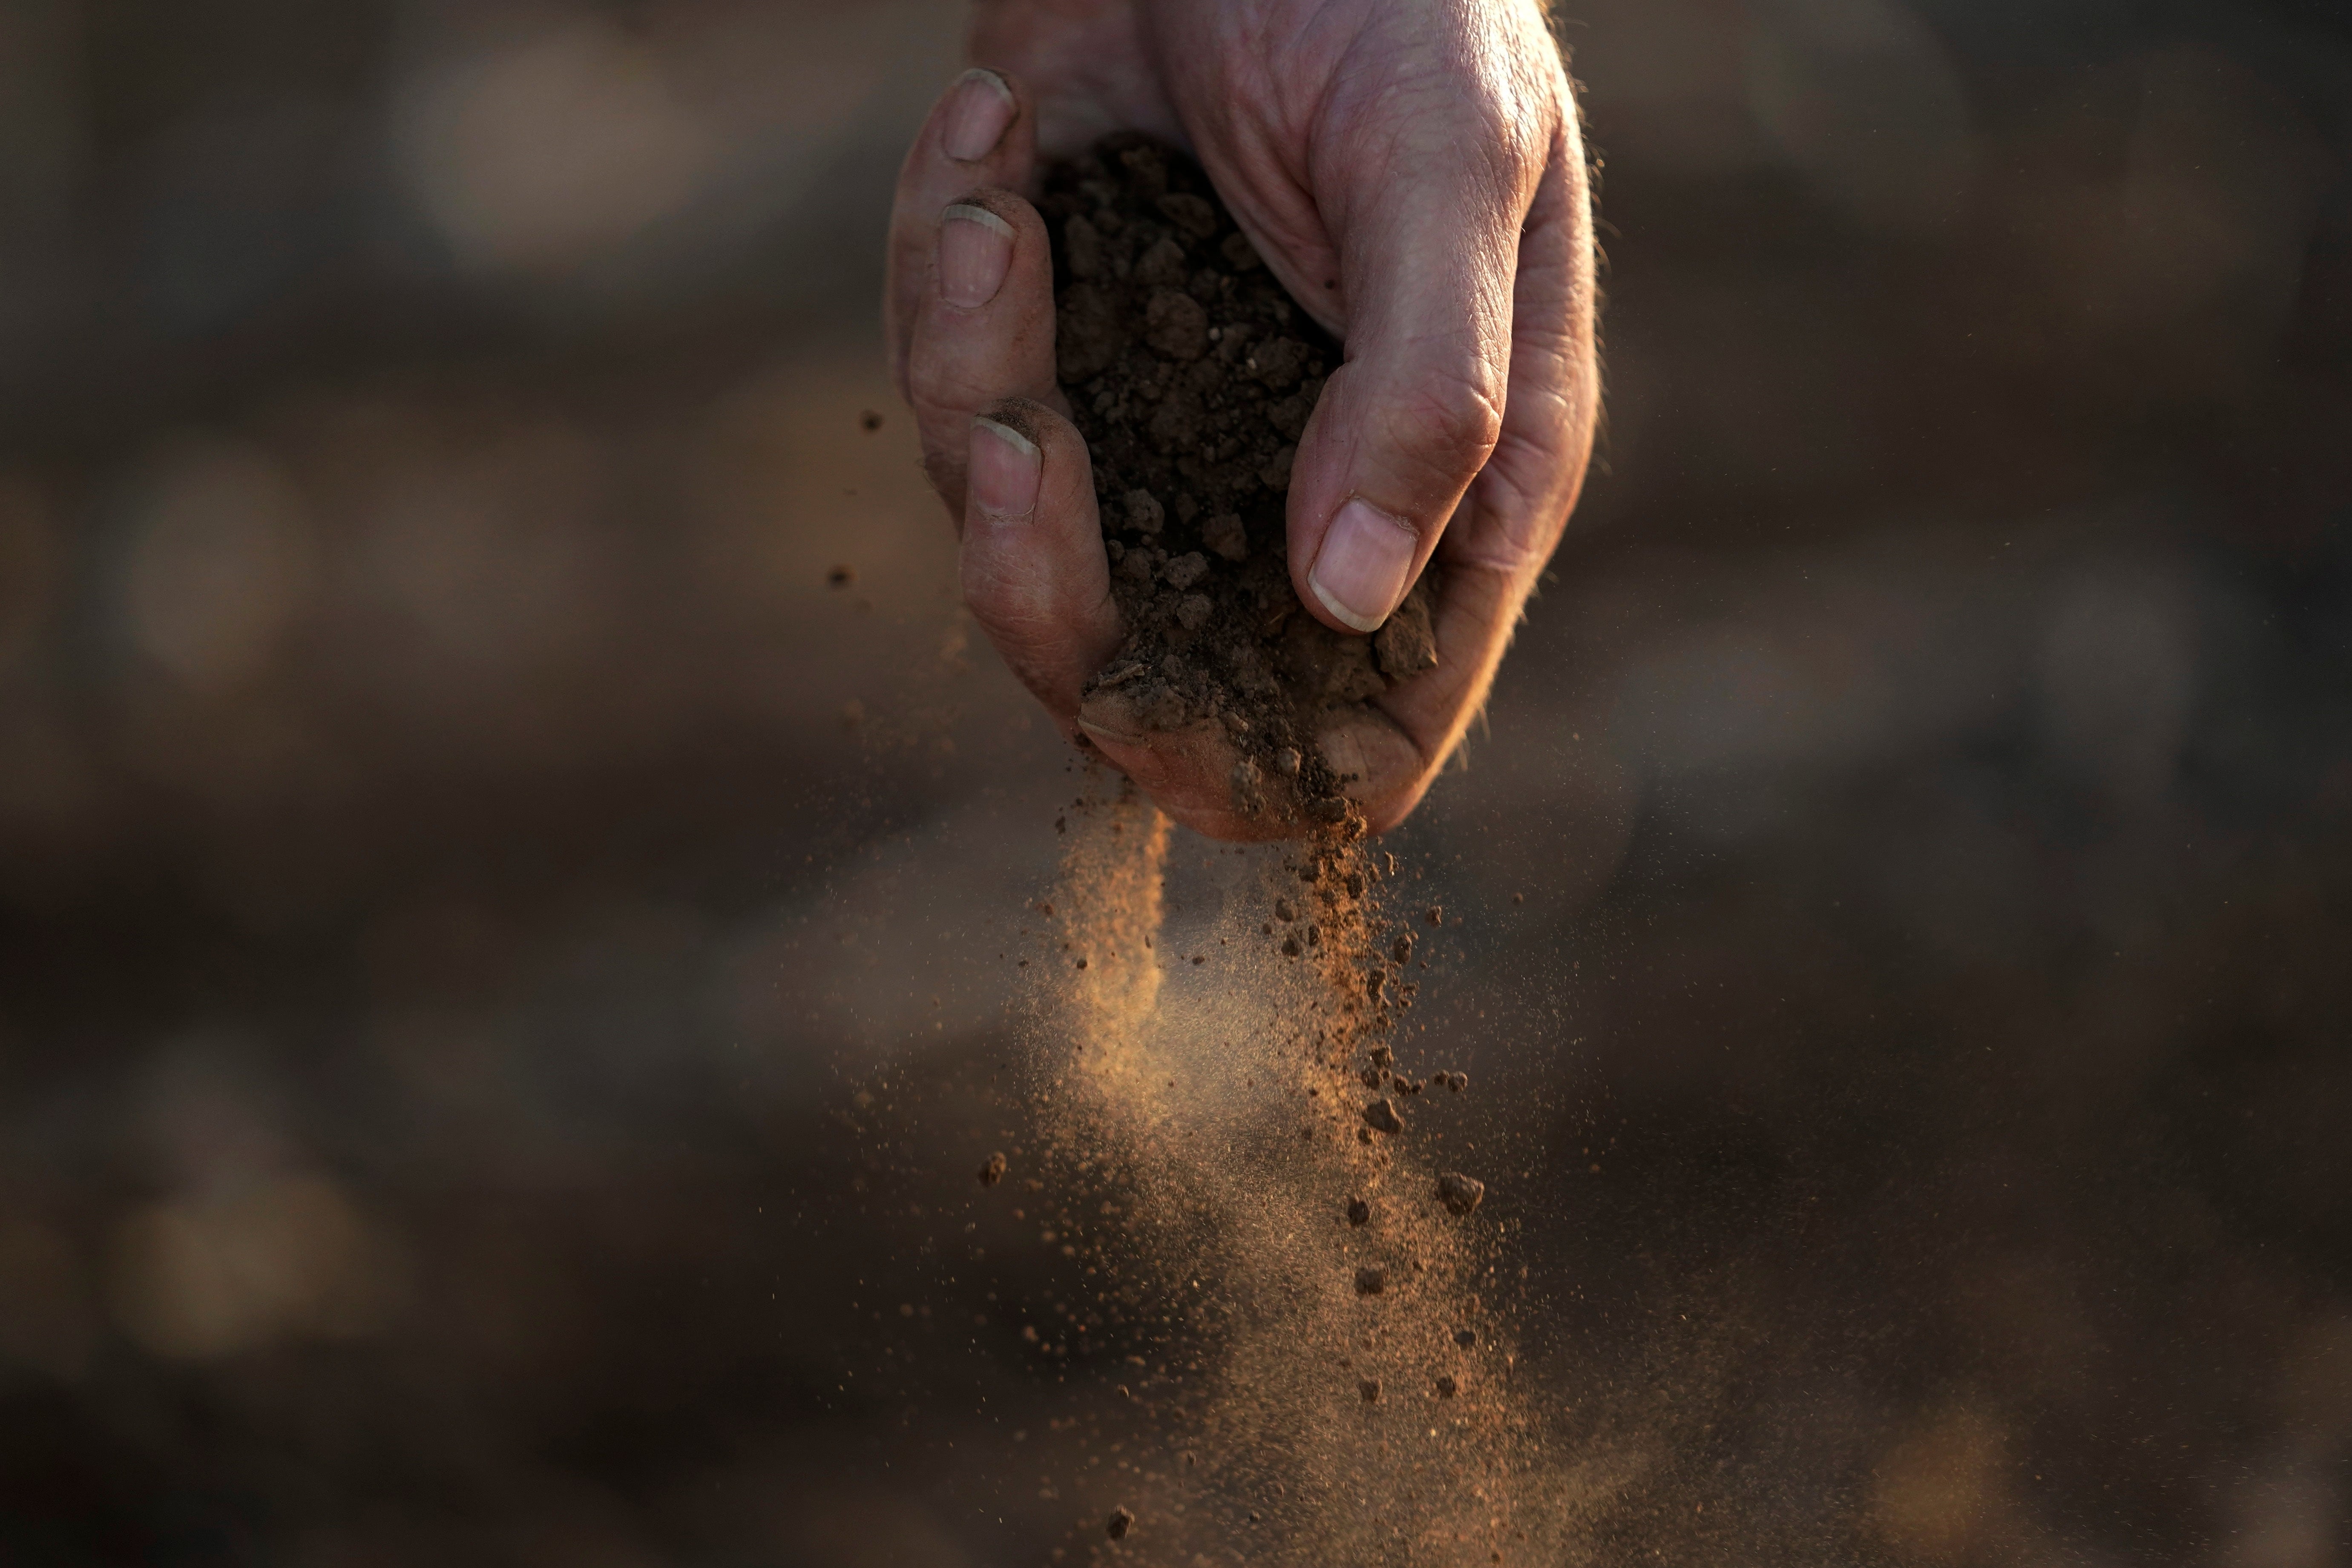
940, 204, 1014, 309
1309, 499, 1417, 632
970, 416, 1041, 519
941, 68, 1015, 161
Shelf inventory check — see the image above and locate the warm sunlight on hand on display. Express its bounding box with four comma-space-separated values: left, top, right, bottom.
883, 0, 1599, 839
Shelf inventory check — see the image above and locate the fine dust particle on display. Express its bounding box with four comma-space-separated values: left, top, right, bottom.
859, 409, 883, 431
979, 1151, 1008, 1187
1435, 1173, 1486, 1216
827, 565, 855, 588
1437, 1374, 1459, 1398
1455, 1328, 1478, 1348
1512, 891, 1525, 903
1354, 1266, 1386, 1296
1363, 1098, 1405, 1135
1107, 1506, 1134, 1541
1359, 1378, 1383, 1403
1347, 1197, 1370, 1227
1425, 906, 1443, 926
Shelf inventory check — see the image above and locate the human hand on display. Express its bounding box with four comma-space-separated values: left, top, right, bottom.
883, 0, 1598, 839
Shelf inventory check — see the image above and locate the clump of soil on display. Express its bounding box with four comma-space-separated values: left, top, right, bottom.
1435, 1172, 1486, 1216
1043, 135, 1440, 827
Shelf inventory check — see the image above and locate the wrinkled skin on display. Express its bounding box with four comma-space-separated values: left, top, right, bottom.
884, 0, 1599, 839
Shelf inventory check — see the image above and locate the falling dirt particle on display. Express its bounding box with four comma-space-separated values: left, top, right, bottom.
827, 564, 856, 588
1391, 933, 1414, 963
1425, 906, 1443, 926
1107, 1506, 1134, 1540
1437, 1375, 1460, 1398
1356, 1126, 1372, 1144
859, 410, 884, 432
1118, 1384, 1133, 1399
1359, 1377, 1383, 1403
1370, 1045, 1393, 1069
1077, 957, 1089, 969
1363, 1098, 1405, 1135
1344, 871, 1365, 898
1354, 1266, 1387, 1296
1347, 1197, 1370, 1227
1276, 747, 1303, 776
1435, 1173, 1486, 1216
1456, 1328, 1478, 1348
1037, 901, 1055, 917
1274, 898, 1297, 923
979, 1152, 1008, 1187
1359, 1067, 1382, 1088
1512, 891, 1525, 903
1282, 936, 1302, 957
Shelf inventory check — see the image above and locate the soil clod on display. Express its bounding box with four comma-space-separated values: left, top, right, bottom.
1107, 1506, 1134, 1541
1354, 1266, 1387, 1296
1435, 1173, 1486, 1216
1347, 1197, 1371, 1227
1359, 1377, 1383, 1404
1362, 1098, 1405, 1135
978, 1151, 1008, 1187
1436, 1374, 1460, 1398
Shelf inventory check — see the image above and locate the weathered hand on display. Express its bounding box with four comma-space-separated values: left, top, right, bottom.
883, 0, 1598, 838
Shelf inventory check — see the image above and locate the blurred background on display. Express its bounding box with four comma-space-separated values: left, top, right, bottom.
1, 0, 2349, 1562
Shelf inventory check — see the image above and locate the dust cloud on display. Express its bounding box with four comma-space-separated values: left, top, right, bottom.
994, 768, 1637, 1565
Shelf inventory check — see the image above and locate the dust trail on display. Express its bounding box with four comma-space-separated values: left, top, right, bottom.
1027, 766, 1630, 1564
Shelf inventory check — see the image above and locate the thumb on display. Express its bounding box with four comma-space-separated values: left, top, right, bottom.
1285, 81, 1550, 633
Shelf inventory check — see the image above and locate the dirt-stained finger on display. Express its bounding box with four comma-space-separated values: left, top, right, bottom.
886, 69, 1037, 402
908, 189, 1065, 518
961, 397, 1123, 725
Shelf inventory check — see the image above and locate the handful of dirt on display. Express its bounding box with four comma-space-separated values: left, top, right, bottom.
1043, 135, 1439, 827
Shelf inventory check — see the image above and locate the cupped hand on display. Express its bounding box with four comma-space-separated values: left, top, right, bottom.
883, 0, 1598, 839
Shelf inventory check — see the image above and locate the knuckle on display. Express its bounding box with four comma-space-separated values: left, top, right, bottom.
1376, 371, 1505, 491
